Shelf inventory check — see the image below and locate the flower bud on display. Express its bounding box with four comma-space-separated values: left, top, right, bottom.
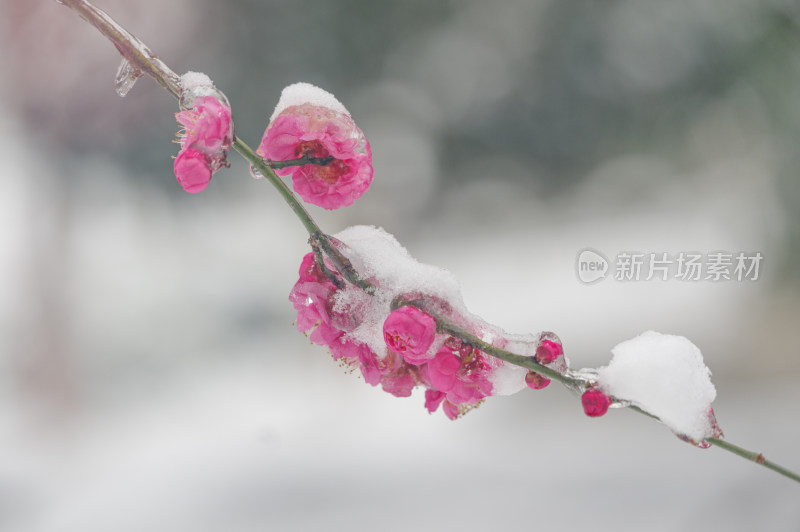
581, 387, 612, 417
525, 371, 551, 390
536, 339, 563, 364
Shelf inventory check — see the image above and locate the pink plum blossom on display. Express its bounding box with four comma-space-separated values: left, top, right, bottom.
289, 252, 516, 420
427, 349, 461, 392
257, 102, 373, 210
289, 253, 419, 399
424, 390, 446, 413
288, 252, 347, 348
383, 306, 437, 364
173, 148, 212, 194
380, 364, 418, 398
442, 400, 460, 420
173, 95, 232, 193
424, 338, 494, 416
176, 96, 232, 156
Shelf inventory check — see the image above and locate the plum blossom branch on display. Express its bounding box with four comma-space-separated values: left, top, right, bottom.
233, 139, 375, 294
232, 137, 321, 236
392, 298, 587, 391
58, 0, 181, 99
56, 0, 800, 485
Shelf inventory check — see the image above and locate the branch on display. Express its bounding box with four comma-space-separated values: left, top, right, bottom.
59, 0, 181, 98
56, 0, 800, 485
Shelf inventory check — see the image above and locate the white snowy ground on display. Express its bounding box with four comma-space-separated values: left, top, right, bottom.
2, 354, 798, 532
1, 107, 799, 531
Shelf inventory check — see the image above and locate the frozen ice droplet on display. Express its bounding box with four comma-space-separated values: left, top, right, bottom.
115, 58, 143, 97
249, 164, 264, 179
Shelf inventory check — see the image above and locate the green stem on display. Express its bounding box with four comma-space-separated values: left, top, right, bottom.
706, 437, 800, 483
629, 406, 799, 483
233, 137, 320, 237
58, 0, 800, 485
233, 139, 374, 294
234, 139, 375, 294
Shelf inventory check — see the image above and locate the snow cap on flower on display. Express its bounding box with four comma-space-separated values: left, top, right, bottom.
270, 82, 350, 122
179, 72, 215, 98
256, 83, 373, 210
383, 306, 437, 365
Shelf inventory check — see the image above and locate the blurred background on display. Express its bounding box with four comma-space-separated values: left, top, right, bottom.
1, 0, 800, 530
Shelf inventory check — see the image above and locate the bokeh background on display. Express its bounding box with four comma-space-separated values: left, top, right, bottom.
2, 0, 800, 530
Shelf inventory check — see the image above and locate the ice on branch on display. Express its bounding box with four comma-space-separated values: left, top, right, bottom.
597, 331, 722, 444
256, 83, 373, 210
115, 58, 143, 97
290, 225, 566, 419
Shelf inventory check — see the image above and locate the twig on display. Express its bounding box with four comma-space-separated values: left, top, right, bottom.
56, 0, 800, 484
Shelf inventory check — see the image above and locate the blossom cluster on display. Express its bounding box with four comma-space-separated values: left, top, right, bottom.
288, 226, 568, 420
166, 77, 718, 438
172, 73, 233, 194
289, 252, 419, 402
172, 78, 373, 210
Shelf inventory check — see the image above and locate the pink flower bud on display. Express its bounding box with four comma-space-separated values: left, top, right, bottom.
173, 148, 212, 194
581, 387, 612, 417
536, 339, 563, 365
525, 371, 551, 390
383, 306, 437, 365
